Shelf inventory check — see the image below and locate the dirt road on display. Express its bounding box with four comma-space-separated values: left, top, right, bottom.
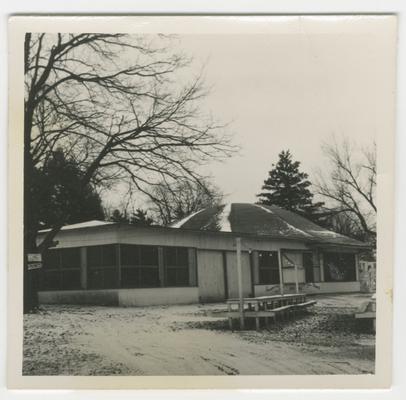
23, 294, 375, 375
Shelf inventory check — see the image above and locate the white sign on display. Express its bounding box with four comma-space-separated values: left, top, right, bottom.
28, 262, 42, 271
28, 253, 42, 263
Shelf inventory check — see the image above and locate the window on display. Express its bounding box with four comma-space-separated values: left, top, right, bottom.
323, 252, 356, 282
87, 245, 118, 289
258, 251, 280, 284
120, 245, 159, 288
40, 248, 81, 290
164, 247, 189, 287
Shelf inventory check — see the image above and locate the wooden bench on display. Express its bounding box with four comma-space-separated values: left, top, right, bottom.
293, 300, 317, 312
222, 310, 278, 330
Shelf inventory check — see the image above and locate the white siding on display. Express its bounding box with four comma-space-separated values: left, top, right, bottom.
197, 250, 225, 302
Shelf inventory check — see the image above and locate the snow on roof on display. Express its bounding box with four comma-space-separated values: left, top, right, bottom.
254, 204, 312, 238
217, 203, 232, 232
170, 209, 205, 228
39, 220, 115, 233
170, 203, 368, 247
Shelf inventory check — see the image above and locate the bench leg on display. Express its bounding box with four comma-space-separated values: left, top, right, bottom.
227, 303, 233, 330
255, 303, 260, 331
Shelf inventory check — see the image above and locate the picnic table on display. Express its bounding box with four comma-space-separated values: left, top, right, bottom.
225, 293, 315, 330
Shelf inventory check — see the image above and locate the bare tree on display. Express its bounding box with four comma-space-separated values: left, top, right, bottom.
149, 178, 223, 225
315, 137, 376, 243
24, 33, 234, 252
24, 33, 234, 311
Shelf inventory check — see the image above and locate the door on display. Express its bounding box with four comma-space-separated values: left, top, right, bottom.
303, 252, 314, 283
197, 250, 226, 302
226, 251, 252, 298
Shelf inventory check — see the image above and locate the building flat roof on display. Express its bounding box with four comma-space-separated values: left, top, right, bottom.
37, 204, 370, 250
38, 220, 115, 233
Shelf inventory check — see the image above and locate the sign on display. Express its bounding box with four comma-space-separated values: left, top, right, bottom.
28, 253, 42, 270
28, 262, 42, 271
28, 253, 42, 263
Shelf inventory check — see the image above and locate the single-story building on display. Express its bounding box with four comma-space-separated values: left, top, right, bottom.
36, 203, 370, 306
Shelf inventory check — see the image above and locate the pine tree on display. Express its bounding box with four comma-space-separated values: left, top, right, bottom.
130, 209, 154, 226
36, 149, 105, 228
257, 150, 323, 217
110, 208, 154, 226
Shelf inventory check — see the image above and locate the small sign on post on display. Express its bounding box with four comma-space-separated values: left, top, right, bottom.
27, 253, 42, 270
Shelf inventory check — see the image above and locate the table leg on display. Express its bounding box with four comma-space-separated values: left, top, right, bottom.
254, 302, 260, 331
227, 303, 233, 330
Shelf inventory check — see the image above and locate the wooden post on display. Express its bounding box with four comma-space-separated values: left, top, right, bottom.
227, 302, 233, 330
158, 247, 165, 287
278, 249, 284, 295
80, 247, 87, 289
116, 244, 121, 288
319, 252, 325, 282
355, 253, 360, 281
254, 302, 260, 331
188, 248, 197, 286
236, 237, 245, 330
294, 261, 299, 294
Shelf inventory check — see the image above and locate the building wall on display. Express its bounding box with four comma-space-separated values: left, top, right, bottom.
37, 225, 362, 306
225, 251, 252, 298
38, 289, 119, 306
118, 287, 199, 306
38, 287, 199, 306
197, 250, 226, 302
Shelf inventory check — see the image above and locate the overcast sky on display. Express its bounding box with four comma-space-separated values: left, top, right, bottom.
167, 32, 382, 204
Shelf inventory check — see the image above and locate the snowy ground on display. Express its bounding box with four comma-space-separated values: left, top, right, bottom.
23, 293, 375, 376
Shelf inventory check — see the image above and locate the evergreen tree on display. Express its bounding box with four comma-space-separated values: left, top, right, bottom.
257, 150, 323, 217
110, 209, 128, 223
36, 149, 105, 228
130, 209, 154, 226
110, 208, 154, 226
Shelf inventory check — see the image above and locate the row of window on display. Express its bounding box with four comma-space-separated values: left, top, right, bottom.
40, 245, 191, 291
40, 246, 357, 291
257, 251, 356, 285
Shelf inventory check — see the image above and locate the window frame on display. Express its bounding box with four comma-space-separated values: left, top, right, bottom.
41, 248, 81, 291
163, 246, 190, 287
323, 252, 357, 282
257, 250, 280, 285
120, 244, 160, 288
87, 245, 118, 289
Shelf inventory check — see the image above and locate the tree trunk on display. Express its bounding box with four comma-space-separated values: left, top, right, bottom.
24, 32, 39, 312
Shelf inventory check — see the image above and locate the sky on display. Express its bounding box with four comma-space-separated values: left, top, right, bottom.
159, 31, 383, 205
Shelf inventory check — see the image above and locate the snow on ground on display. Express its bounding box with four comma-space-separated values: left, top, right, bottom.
23, 294, 375, 376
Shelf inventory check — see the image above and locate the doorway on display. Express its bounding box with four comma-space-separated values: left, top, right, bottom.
303, 252, 314, 283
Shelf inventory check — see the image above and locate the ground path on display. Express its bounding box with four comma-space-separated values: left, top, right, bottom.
23, 294, 375, 375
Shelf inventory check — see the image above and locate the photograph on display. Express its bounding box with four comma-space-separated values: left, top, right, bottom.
7, 15, 397, 389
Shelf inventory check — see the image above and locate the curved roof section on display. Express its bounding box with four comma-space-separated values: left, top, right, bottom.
39, 220, 115, 233
170, 203, 367, 247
